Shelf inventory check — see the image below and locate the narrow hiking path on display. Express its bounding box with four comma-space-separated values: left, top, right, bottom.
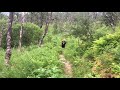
59, 54, 73, 78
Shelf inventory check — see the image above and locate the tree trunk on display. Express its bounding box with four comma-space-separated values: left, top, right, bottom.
0, 14, 3, 49
49, 12, 52, 23
39, 12, 52, 47
39, 23, 49, 46
30, 12, 34, 23
4, 12, 14, 65
19, 25, 23, 50
40, 12, 43, 28
0, 31, 2, 48
18, 12, 25, 50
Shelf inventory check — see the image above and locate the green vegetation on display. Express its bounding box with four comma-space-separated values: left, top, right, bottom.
0, 45, 64, 78
1, 12, 120, 78
2, 22, 42, 48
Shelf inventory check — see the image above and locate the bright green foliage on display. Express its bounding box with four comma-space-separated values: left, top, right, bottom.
0, 45, 64, 78
115, 22, 120, 32
111, 63, 120, 77
0, 19, 7, 30
70, 57, 93, 78
113, 44, 120, 63
63, 36, 79, 60
84, 31, 120, 60
92, 32, 120, 55
0, 19, 8, 48
82, 30, 120, 77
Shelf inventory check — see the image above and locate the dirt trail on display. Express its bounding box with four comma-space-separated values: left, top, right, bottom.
59, 54, 73, 78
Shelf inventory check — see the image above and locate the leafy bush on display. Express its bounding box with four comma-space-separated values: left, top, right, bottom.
0, 45, 64, 78
0, 19, 8, 48
70, 57, 93, 78
111, 63, 120, 76
0, 19, 7, 31
92, 23, 112, 40
2, 22, 42, 49
83, 49, 94, 60
92, 32, 120, 55
113, 44, 120, 63
63, 36, 79, 60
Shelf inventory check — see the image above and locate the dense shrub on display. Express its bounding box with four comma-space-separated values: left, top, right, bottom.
92, 32, 120, 55
2, 22, 42, 49
84, 31, 120, 60
71, 57, 93, 77
63, 36, 79, 60
0, 45, 64, 78
92, 23, 112, 40
111, 63, 120, 77
0, 19, 8, 48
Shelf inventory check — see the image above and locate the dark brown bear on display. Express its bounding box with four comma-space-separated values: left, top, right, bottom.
61, 40, 66, 48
